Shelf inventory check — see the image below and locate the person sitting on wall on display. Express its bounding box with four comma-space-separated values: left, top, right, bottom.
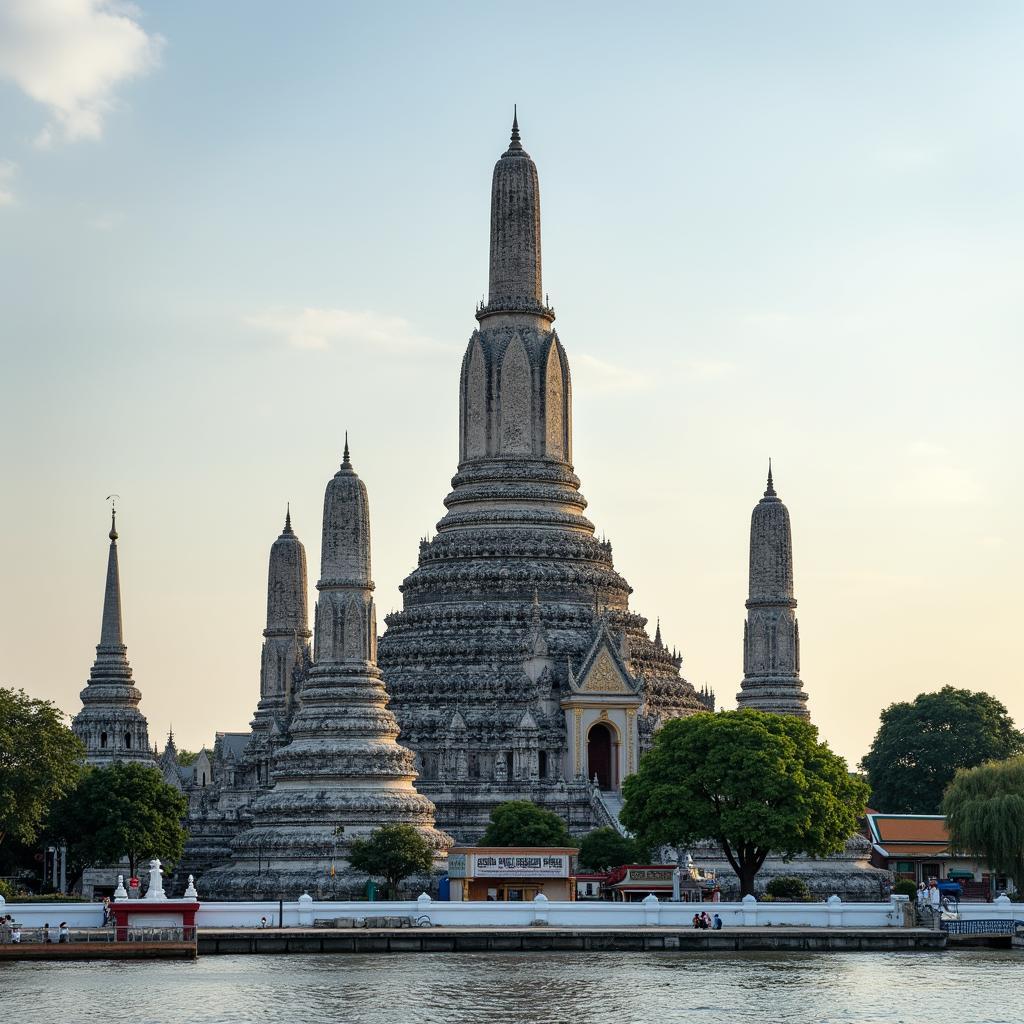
700, 911, 712, 929
712, 914, 723, 930
692, 913, 702, 929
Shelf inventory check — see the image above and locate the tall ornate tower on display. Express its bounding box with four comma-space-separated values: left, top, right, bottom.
380, 116, 707, 840
200, 442, 449, 897
248, 508, 311, 767
72, 511, 154, 766
736, 465, 809, 718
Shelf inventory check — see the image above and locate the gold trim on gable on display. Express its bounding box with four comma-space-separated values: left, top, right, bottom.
580, 648, 632, 693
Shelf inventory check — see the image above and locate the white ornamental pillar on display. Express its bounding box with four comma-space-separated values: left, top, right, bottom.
144, 859, 167, 901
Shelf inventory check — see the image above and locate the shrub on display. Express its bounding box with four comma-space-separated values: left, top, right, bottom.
893, 879, 918, 899
765, 875, 810, 901
0, 879, 15, 901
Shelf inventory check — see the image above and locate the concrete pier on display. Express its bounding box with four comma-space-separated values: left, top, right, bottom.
198, 926, 945, 955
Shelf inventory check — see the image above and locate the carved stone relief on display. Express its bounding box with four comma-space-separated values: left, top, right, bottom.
499, 335, 531, 455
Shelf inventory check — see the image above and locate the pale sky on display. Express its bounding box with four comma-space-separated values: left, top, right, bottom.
1, 1, 1021, 769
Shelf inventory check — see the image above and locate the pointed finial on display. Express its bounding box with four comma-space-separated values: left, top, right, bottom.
106, 494, 119, 540
508, 105, 522, 151
765, 458, 776, 497
655, 618, 663, 648
284, 502, 292, 533
343, 431, 350, 465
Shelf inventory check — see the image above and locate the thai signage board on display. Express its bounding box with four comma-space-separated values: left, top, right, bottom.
623, 868, 674, 884
448, 851, 571, 878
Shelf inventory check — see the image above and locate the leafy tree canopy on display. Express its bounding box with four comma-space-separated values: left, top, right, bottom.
480, 800, 574, 848
621, 710, 867, 896
348, 824, 434, 898
861, 686, 1024, 813
0, 687, 84, 847
48, 761, 188, 878
177, 750, 199, 767
577, 828, 649, 871
943, 755, 1024, 891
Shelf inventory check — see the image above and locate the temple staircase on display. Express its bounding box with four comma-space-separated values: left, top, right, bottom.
589, 783, 630, 837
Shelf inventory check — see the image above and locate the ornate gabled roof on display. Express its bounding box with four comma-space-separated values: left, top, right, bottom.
568, 621, 639, 697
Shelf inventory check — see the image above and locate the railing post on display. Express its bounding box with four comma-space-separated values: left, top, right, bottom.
741, 893, 758, 927
533, 892, 549, 926
827, 894, 843, 928
642, 893, 660, 927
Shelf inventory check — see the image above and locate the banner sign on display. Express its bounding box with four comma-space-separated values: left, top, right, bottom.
471, 854, 570, 878
624, 868, 674, 883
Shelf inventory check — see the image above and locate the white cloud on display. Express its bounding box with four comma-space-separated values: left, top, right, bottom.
243, 307, 446, 354
572, 353, 652, 393
0, 161, 15, 205
0, 0, 162, 146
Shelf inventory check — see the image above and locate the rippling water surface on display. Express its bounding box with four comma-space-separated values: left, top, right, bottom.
3, 951, 1020, 1024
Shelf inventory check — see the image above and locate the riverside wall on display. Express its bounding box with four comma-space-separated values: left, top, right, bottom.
2, 893, 1019, 931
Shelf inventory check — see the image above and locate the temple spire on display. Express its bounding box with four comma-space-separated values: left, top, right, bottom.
284, 503, 293, 534
73, 508, 154, 766
99, 511, 124, 648
509, 105, 522, 150
484, 109, 544, 314
343, 432, 351, 466
737, 469, 808, 719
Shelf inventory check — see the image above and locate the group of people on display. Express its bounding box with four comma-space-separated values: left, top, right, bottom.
916, 880, 946, 911
0, 917, 71, 944
691, 911, 723, 930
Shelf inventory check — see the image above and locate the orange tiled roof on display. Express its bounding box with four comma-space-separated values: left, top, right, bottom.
870, 815, 949, 844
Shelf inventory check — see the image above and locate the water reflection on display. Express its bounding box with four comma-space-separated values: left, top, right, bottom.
4, 950, 1021, 1024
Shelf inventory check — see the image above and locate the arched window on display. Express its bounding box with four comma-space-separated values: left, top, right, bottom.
538, 750, 548, 779
201, 772, 207, 787
100, 731, 107, 749
125, 732, 132, 749
505, 752, 514, 779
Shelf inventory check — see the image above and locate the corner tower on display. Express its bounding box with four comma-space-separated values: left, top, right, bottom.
736, 465, 810, 718
72, 510, 154, 765
200, 442, 449, 897
250, 509, 311, 731
380, 115, 706, 840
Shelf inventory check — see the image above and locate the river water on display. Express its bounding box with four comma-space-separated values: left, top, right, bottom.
2, 950, 1019, 1023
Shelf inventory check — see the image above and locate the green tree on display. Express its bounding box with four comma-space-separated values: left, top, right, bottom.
348, 824, 435, 898
49, 762, 188, 878
177, 750, 199, 767
765, 875, 810, 901
861, 687, 1024, 813
0, 687, 84, 847
577, 828, 649, 871
480, 800, 574, 847
943, 755, 1024, 892
621, 710, 868, 897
